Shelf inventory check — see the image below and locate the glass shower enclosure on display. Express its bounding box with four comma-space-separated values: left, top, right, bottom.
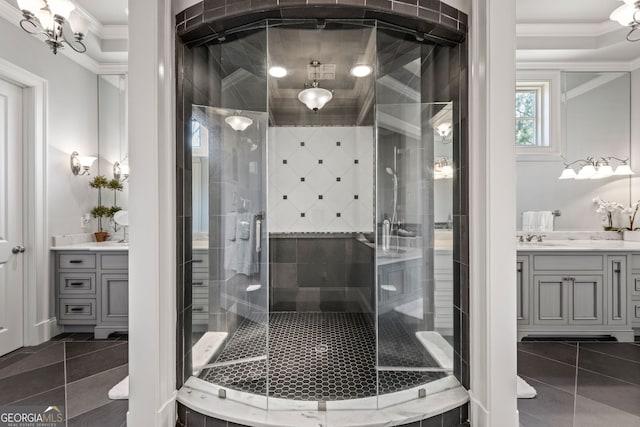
183, 19, 458, 411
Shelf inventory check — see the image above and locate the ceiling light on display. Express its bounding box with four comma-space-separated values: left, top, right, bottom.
350, 64, 372, 77
269, 66, 287, 78
225, 114, 253, 131
610, 0, 640, 42
298, 60, 333, 111
17, 0, 87, 54
436, 122, 453, 139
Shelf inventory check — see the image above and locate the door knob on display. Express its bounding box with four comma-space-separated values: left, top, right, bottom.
12, 245, 25, 254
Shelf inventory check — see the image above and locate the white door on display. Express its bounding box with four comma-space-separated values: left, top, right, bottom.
0, 78, 24, 356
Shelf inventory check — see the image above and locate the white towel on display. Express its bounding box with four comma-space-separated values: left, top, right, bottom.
522, 211, 536, 232
537, 211, 554, 232
225, 212, 237, 241
224, 212, 257, 276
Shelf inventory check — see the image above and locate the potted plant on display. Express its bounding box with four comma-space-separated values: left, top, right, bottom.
90, 176, 123, 242
620, 200, 640, 241
592, 197, 623, 231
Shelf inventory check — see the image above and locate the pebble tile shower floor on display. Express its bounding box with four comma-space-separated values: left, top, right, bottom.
199, 312, 447, 401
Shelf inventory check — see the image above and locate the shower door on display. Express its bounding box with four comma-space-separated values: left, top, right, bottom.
189, 26, 271, 409
375, 24, 455, 405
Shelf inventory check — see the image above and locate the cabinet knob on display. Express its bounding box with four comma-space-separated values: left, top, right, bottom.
12, 245, 25, 254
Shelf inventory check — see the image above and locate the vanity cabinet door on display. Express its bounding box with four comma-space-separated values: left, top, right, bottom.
517, 257, 529, 325
101, 274, 129, 324
568, 275, 603, 325
533, 275, 569, 325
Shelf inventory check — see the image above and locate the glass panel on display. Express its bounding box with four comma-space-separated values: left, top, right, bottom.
375, 25, 456, 406
189, 26, 270, 409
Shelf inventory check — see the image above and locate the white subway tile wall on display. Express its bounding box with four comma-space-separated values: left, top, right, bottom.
268, 127, 374, 233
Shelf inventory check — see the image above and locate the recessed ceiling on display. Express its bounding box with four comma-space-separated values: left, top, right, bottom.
75, 0, 128, 26
516, 0, 640, 65
516, 0, 621, 24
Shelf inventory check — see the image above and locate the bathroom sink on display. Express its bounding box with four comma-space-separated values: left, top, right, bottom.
519, 241, 567, 247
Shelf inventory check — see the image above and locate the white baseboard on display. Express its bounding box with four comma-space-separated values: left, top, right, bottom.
469, 392, 490, 427
27, 317, 61, 346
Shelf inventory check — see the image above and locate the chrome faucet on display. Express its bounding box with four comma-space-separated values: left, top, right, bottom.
519, 234, 546, 242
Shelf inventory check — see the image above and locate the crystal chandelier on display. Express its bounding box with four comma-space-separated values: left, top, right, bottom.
610, 0, 640, 42
298, 60, 333, 111
17, 0, 88, 55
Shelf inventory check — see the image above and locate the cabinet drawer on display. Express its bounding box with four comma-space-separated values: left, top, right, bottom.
192, 251, 209, 271
192, 298, 209, 317
632, 301, 640, 325
193, 283, 209, 298
631, 255, 640, 270
59, 298, 96, 323
59, 273, 96, 295
533, 255, 603, 271
100, 253, 128, 270
59, 254, 96, 269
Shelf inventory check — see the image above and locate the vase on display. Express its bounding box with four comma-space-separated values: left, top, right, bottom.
622, 230, 640, 241
94, 231, 109, 242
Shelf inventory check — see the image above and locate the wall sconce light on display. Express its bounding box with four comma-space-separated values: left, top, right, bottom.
436, 122, 453, 142
70, 151, 97, 176
434, 157, 454, 180
558, 156, 635, 180
113, 160, 129, 181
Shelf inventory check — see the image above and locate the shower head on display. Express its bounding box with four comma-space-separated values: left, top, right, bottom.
385, 167, 395, 176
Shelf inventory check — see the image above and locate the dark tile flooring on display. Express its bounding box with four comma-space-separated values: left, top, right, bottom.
517, 341, 640, 427
0, 333, 128, 427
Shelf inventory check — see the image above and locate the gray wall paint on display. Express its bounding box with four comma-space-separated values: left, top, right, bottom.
516, 73, 632, 231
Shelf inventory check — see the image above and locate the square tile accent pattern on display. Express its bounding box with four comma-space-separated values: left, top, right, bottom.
268, 126, 374, 233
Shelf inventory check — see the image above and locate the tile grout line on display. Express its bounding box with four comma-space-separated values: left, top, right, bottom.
577, 346, 640, 365
572, 343, 579, 427
517, 348, 577, 368
64, 342, 68, 427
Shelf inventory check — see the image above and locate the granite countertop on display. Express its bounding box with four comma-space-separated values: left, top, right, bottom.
517, 239, 640, 252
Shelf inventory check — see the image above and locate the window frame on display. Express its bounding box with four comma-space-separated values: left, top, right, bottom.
515, 70, 561, 158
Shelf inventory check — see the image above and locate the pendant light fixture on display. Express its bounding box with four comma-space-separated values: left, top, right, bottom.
17, 0, 88, 55
610, 0, 640, 42
225, 112, 253, 131
298, 60, 333, 111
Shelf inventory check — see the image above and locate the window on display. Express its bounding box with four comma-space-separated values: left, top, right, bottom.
515, 87, 540, 146
516, 71, 561, 157
191, 118, 201, 148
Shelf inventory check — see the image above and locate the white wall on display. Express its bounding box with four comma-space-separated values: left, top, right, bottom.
0, 18, 98, 327
631, 68, 640, 203
516, 73, 631, 230
0, 18, 98, 238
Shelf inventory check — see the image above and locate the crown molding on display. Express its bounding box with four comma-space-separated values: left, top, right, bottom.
516, 21, 620, 38
98, 63, 128, 74
516, 61, 636, 72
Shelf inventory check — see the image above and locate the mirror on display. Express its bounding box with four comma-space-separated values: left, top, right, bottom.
98, 74, 128, 230
516, 71, 631, 231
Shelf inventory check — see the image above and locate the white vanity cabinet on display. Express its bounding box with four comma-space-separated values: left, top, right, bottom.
55, 250, 128, 339
517, 250, 635, 342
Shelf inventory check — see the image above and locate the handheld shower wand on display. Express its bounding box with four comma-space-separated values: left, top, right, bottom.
384, 167, 399, 253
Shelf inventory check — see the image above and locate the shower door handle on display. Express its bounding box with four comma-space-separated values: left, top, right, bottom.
255, 219, 262, 253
